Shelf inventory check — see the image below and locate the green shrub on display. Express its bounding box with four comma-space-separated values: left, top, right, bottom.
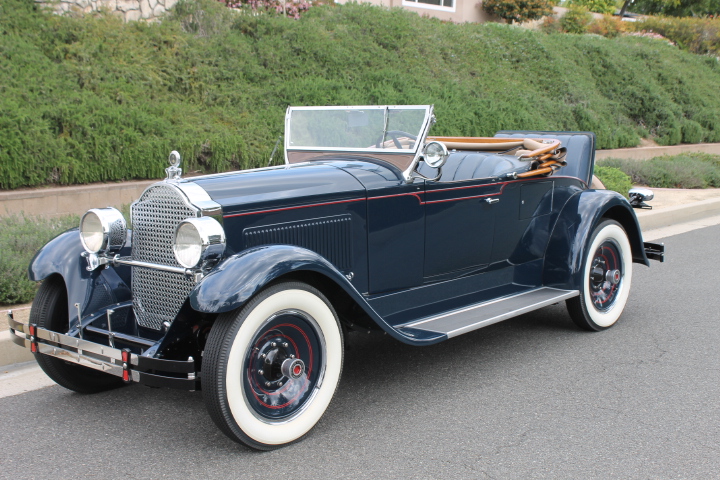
560, 5, 593, 34
594, 166, 633, 197
587, 14, 626, 38
681, 119, 704, 144
630, 16, 720, 57
568, 0, 615, 14
0, 214, 79, 305
481, 0, 556, 23
599, 153, 720, 189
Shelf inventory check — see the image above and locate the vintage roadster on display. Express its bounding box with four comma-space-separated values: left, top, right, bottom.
9, 105, 664, 449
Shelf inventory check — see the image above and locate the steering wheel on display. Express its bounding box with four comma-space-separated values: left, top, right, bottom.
377, 130, 418, 149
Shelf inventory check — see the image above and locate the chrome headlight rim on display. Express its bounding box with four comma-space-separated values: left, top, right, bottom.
79, 207, 127, 254
173, 217, 226, 269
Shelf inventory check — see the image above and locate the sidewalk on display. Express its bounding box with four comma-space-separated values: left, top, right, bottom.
2, 186, 720, 374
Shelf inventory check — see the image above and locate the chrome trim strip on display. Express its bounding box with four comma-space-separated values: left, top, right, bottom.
400, 287, 579, 338
176, 182, 223, 217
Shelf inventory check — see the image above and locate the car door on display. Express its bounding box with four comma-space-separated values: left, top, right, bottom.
423, 178, 502, 279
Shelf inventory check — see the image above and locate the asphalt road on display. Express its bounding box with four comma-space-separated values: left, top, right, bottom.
1, 225, 718, 480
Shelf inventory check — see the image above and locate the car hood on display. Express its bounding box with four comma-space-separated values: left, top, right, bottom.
186, 163, 367, 217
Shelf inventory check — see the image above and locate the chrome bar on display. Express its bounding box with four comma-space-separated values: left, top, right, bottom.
36, 343, 125, 377
84, 326, 156, 349
112, 256, 190, 275
34, 328, 131, 363
106, 309, 115, 348
74, 303, 82, 339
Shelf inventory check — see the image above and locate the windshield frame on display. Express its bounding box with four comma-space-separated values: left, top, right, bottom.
284, 105, 433, 159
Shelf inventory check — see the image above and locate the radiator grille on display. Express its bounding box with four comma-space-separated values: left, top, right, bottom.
243, 215, 353, 272
130, 184, 198, 330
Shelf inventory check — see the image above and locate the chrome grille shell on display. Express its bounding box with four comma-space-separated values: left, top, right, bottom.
130, 183, 201, 330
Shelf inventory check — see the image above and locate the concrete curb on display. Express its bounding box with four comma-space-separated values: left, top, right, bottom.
635, 197, 720, 231
2, 197, 720, 369
0, 330, 35, 368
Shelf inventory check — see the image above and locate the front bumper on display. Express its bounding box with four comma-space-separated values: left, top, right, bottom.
7, 311, 198, 390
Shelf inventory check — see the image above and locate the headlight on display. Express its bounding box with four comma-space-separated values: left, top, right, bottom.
79, 208, 127, 254
173, 217, 226, 268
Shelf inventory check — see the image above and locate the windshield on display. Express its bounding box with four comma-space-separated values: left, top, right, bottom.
285, 106, 431, 152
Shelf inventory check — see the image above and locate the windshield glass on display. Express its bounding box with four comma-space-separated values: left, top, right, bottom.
286, 106, 430, 152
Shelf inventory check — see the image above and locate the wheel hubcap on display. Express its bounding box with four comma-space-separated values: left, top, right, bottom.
589, 241, 623, 312
243, 310, 324, 421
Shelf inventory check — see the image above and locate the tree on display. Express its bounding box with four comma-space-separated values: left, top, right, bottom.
631, 0, 720, 16
481, 0, 556, 24
618, 0, 680, 18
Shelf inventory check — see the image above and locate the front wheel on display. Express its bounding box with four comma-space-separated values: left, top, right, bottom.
566, 220, 633, 331
31, 276, 125, 393
202, 281, 344, 450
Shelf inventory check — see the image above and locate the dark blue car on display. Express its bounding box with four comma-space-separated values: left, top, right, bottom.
9, 105, 664, 449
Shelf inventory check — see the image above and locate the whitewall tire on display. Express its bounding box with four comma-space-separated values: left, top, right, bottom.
202, 281, 343, 450
566, 220, 633, 331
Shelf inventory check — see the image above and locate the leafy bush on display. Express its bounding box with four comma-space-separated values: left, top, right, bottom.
587, 14, 626, 38
0, 214, 79, 305
481, 0, 556, 23
599, 153, 720, 188
594, 166, 633, 197
560, 5, 593, 33
630, 16, 720, 56
568, 0, 615, 14
681, 119, 704, 144
3, 0, 720, 189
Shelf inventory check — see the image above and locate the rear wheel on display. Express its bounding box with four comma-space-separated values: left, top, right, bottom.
32, 276, 125, 393
202, 281, 343, 450
566, 220, 633, 331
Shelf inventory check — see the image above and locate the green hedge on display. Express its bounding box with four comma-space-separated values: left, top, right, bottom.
598, 153, 720, 189
630, 16, 720, 57
3, 0, 720, 189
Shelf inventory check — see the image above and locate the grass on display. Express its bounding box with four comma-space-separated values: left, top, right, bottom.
598, 153, 720, 189
0, 205, 131, 306
0, 214, 79, 305
3, 0, 720, 189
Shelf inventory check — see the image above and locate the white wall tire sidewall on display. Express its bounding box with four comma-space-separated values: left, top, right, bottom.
225, 288, 342, 446
583, 223, 633, 328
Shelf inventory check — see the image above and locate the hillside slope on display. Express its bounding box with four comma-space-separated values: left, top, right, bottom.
2, 0, 720, 188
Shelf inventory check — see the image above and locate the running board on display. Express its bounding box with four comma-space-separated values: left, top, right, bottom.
396, 287, 578, 339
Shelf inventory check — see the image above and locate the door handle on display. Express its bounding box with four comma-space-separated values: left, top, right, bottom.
485, 198, 499, 204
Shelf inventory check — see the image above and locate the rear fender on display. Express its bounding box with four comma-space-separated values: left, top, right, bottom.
543, 189, 648, 290
189, 245, 445, 345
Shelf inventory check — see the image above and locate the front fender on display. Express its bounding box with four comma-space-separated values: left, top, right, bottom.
190, 245, 361, 314
543, 189, 648, 289
28, 228, 132, 326
189, 245, 446, 346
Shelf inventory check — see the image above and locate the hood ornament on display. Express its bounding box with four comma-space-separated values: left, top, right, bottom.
165, 150, 182, 181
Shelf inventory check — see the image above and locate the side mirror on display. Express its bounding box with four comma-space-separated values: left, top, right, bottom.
423, 141, 449, 169
629, 188, 654, 209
